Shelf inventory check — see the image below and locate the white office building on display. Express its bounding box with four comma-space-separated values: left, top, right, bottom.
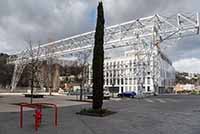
88, 50, 175, 95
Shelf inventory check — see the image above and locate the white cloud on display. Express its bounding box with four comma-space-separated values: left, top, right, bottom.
173, 58, 200, 73
0, 0, 200, 63
0, 0, 96, 54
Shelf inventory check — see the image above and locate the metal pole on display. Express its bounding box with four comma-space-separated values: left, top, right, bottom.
55, 106, 58, 127
20, 105, 23, 128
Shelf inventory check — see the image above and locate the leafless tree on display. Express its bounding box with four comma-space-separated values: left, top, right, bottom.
27, 41, 41, 103
77, 51, 91, 101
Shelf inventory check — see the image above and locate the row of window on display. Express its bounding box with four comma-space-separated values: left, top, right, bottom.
119, 86, 151, 93
104, 70, 151, 77
105, 77, 151, 85
104, 62, 152, 70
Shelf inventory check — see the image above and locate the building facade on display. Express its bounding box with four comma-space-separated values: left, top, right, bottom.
88, 50, 175, 95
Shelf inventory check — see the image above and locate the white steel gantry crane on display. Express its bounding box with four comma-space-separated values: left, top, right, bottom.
8, 12, 199, 93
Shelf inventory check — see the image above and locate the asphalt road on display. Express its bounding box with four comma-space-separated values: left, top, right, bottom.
0, 95, 200, 134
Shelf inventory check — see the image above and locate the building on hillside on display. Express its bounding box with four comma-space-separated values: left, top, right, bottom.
177, 72, 199, 80
195, 86, 200, 90
186, 72, 199, 80
62, 83, 81, 92
174, 83, 195, 93
183, 84, 195, 90
88, 49, 175, 95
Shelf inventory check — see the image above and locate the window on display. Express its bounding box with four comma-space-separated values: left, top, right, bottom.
117, 79, 120, 85
125, 78, 128, 85
113, 70, 116, 77
147, 77, 150, 84
113, 79, 116, 85
117, 70, 119, 77
121, 87, 124, 93
129, 78, 132, 85
147, 86, 150, 91
133, 78, 136, 85
121, 78, 124, 85
106, 79, 108, 85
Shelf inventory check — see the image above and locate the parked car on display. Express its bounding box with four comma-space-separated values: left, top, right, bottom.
87, 90, 111, 100
118, 92, 136, 98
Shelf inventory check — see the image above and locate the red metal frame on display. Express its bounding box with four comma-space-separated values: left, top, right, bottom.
20, 103, 58, 131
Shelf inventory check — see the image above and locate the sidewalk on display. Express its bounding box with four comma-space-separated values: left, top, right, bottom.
0, 95, 89, 112
1, 95, 200, 134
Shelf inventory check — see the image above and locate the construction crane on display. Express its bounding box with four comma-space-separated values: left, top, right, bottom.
8, 12, 199, 92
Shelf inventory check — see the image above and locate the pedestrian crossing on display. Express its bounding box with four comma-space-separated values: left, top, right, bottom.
143, 98, 178, 103
156, 98, 166, 103
144, 98, 154, 103
111, 97, 179, 103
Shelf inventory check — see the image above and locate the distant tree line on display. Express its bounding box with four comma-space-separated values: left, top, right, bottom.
60, 64, 83, 78
0, 53, 14, 88
0, 53, 86, 88
19, 62, 85, 87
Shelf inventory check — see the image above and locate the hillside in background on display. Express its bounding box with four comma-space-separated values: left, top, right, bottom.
2, 52, 200, 88
0, 53, 14, 88
0, 53, 85, 89
175, 72, 200, 85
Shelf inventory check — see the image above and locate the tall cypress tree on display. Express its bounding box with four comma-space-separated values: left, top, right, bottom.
92, 1, 105, 110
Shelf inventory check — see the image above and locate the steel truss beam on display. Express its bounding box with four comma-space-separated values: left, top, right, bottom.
9, 12, 199, 91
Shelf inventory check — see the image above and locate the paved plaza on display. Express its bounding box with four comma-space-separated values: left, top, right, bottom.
0, 94, 89, 112
0, 94, 200, 134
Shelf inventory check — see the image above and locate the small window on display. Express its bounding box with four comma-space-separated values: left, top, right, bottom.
129, 78, 132, 85
117, 79, 120, 85
121, 87, 124, 93
147, 86, 150, 91
147, 77, 150, 84
113, 79, 116, 85
125, 78, 128, 85
106, 79, 108, 85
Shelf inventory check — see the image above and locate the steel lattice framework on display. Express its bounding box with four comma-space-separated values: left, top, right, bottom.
9, 12, 199, 92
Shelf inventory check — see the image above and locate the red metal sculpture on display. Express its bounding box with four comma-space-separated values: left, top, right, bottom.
20, 103, 58, 131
